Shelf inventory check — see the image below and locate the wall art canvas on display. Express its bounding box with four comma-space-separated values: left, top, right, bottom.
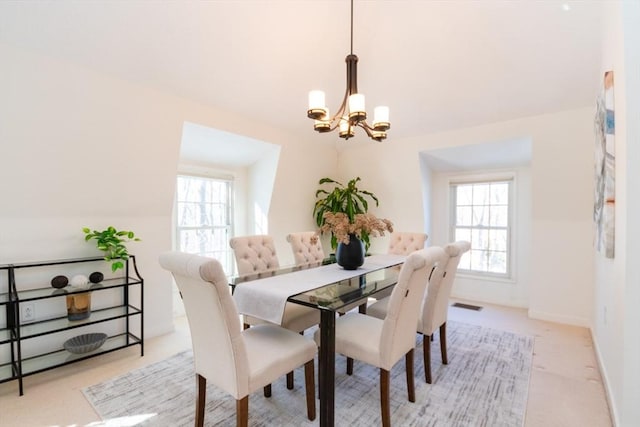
594, 70, 615, 258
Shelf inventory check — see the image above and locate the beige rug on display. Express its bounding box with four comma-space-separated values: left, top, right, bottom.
83, 321, 533, 426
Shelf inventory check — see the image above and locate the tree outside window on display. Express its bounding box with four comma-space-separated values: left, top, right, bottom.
176, 175, 234, 275
451, 180, 511, 277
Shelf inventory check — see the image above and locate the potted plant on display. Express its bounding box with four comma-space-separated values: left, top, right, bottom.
313, 177, 393, 265
313, 177, 374, 250
82, 226, 141, 272
318, 211, 393, 269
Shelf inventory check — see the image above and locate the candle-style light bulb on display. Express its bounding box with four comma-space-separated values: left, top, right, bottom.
308, 90, 327, 120
348, 94, 366, 122
373, 106, 390, 131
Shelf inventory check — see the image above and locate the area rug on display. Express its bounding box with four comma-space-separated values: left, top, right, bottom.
83, 321, 533, 426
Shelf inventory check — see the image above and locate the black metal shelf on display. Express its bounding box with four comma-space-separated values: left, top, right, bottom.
21, 333, 141, 377
19, 305, 141, 339
0, 256, 144, 395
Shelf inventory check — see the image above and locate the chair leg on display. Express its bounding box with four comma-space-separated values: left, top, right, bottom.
286, 371, 294, 389
236, 396, 248, 427
380, 368, 391, 427
358, 303, 367, 314
196, 374, 206, 427
243, 323, 250, 330
346, 357, 354, 375
287, 331, 304, 390
405, 349, 415, 402
423, 334, 432, 384
304, 360, 316, 421
263, 384, 271, 397
440, 322, 448, 365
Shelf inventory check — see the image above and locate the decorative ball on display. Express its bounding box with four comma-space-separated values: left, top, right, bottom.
70, 274, 89, 289
89, 271, 104, 284
51, 275, 69, 289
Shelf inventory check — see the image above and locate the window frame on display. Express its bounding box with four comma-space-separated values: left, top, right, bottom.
448, 172, 516, 280
174, 172, 235, 275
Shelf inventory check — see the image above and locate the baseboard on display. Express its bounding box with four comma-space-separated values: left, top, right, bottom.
590, 326, 620, 426
527, 309, 589, 327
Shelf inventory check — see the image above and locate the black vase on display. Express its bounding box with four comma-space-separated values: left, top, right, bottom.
336, 234, 365, 270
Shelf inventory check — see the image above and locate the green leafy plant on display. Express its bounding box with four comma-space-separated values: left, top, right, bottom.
82, 226, 141, 272
313, 177, 383, 251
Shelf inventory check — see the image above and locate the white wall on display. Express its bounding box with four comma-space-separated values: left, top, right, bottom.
269, 140, 339, 266
247, 146, 281, 235
620, 2, 640, 423
593, 1, 640, 425
339, 107, 594, 326
0, 42, 336, 341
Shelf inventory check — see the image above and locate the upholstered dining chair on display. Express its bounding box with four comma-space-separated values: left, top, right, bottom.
286, 231, 325, 266
367, 240, 470, 384
158, 251, 317, 427
387, 231, 428, 255
317, 247, 447, 427
230, 234, 280, 275
341, 231, 429, 375
230, 234, 320, 390
370, 231, 428, 302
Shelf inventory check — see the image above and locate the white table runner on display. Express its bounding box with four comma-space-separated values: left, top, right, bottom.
233, 254, 405, 325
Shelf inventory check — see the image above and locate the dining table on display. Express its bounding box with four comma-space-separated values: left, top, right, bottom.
232, 254, 405, 427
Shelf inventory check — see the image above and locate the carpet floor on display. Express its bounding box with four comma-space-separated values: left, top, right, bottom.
83, 320, 533, 426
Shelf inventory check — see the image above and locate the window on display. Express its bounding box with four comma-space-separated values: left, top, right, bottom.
450, 178, 512, 277
175, 175, 234, 275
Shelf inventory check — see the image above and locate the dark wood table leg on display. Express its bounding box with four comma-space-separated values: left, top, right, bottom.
319, 309, 335, 427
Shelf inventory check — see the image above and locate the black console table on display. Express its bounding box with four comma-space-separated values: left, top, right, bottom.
0, 256, 143, 395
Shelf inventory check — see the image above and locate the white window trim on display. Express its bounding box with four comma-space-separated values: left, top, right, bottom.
448, 171, 517, 281
173, 171, 235, 273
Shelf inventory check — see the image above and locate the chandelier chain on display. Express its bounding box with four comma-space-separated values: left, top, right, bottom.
350, 0, 354, 55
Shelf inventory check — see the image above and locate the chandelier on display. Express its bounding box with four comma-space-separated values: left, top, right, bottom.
306, 0, 390, 142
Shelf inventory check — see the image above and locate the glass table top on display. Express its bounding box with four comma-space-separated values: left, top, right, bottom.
287, 268, 399, 311
230, 259, 331, 287
231, 256, 402, 312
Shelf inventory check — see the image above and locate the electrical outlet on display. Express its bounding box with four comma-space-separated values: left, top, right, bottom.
21, 303, 36, 323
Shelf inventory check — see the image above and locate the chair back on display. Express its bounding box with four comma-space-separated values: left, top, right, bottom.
230, 235, 280, 275
286, 231, 325, 266
159, 251, 250, 399
379, 246, 447, 368
388, 232, 428, 255
419, 241, 471, 335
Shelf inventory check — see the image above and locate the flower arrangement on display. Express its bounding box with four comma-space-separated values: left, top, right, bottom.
313, 176, 391, 251
315, 211, 394, 246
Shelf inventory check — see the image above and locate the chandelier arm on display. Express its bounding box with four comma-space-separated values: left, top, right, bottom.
355, 121, 374, 133
328, 121, 343, 132
356, 121, 387, 141
327, 86, 350, 125
358, 120, 373, 131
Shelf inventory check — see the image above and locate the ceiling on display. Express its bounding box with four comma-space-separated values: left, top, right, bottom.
422, 137, 532, 172
181, 121, 278, 167
0, 0, 604, 149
